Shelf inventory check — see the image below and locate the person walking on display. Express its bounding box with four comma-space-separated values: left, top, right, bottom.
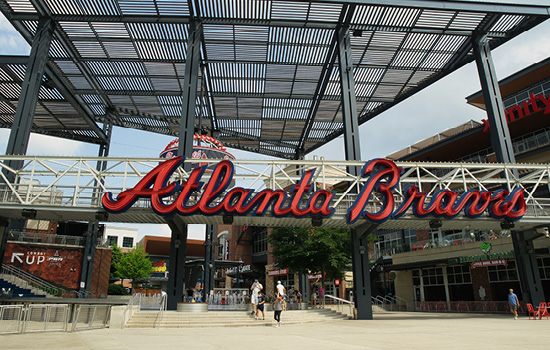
250, 279, 263, 315
273, 295, 283, 327
508, 288, 519, 319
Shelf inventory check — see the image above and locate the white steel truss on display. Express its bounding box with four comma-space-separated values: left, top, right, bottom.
0, 156, 549, 231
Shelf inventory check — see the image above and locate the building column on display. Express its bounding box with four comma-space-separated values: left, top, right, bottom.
164, 22, 202, 310
511, 229, 545, 307
337, 24, 372, 320
5, 18, 53, 172
472, 34, 516, 165
203, 224, 216, 295
165, 215, 188, 310
178, 21, 202, 167
79, 222, 99, 297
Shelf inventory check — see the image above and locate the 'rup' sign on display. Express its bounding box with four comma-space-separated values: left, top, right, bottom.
102, 157, 526, 224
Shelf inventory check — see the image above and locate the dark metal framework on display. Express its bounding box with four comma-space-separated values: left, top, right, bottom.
0, 0, 548, 159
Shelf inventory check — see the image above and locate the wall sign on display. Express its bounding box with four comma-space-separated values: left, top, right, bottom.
267, 268, 289, 277
481, 92, 550, 132
102, 157, 526, 224
471, 259, 508, 269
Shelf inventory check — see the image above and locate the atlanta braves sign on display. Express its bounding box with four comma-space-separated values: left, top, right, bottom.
102, 157, 526, 224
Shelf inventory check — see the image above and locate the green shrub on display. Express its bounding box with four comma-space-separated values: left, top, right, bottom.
108, 283, 130, 295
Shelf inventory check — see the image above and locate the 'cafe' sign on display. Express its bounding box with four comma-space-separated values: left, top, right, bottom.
103, 156, 526, 224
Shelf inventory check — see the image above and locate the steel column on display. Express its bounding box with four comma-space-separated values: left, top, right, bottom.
203, 224, 215, 295
79, 222, 98, 297
337, 24, 362, 177
472, 35, 516, 165
511, 230, 546, 307
337, 24, 372, 320
5, 18, 53, 171
178, 21, 202, 169
165, 215, 188, 310
351, 225, 374, 320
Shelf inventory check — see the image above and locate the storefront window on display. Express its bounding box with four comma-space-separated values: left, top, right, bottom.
252, 229, 267, 255
537, 257, 550, 280
487, 260, 518, 282
446, 265, 471, 285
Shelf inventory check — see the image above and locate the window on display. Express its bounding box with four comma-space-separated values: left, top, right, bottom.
122, 237, 134, 248
487, 260, 518, 282
537, 257, 550, 280
421, 268, 444, 286
107, 235, 118, 246
252, 229, 267, 255
446, 265, 471, 285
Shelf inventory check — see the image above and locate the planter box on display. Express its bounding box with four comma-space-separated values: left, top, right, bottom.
177, 302, 208, 313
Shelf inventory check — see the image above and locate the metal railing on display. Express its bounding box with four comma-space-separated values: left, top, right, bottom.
371, 295, 411, 312
414, 300, 524, 314
24, 304, 69, 333
2, 263, 63, 297
0, 304, 110, 334
207, 288, 249, 311
0, 305, 24, 334
122, 292, 142, 329
1, 264, 94, 299
7, 231, 87, 247
156, 293, 167, 329
0, 156, 549, 229
71, 304, 111, 331
325, 295, 354, 316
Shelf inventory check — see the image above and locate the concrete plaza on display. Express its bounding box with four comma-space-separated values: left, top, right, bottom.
2, 312, 549, 349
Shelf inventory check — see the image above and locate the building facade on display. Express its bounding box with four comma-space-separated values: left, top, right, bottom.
377, 57, 550, 308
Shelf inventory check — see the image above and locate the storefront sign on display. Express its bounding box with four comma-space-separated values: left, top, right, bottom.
482, 92, 550, 132
223, 239, 229, 260
267, 268, 289, 277
308, 273, 323, 280
103, 157, 526, 224
226, 264, 251, 274
459, 251, 514, 264
471, 259, 508, 269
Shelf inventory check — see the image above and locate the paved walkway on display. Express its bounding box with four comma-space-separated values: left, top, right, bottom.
2, 312, 550, 349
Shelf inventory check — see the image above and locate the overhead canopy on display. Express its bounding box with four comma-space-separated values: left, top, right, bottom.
0, 0, 548, 158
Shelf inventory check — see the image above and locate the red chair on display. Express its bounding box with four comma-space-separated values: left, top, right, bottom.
527, 303, 539, 320
537, 302, 549, 320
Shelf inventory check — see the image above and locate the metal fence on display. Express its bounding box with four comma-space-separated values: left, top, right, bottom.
24, 304, 69, 333
71, 305, 111, 331
0, 304, 111, 334
207, 288, 249, 311
0, 305, 24, 334
414, 301, 523, 314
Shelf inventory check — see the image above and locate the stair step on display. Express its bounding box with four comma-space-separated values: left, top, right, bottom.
125, 309, 350, 328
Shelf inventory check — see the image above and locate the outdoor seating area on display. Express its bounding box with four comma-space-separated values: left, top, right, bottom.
526, 302, 550, 320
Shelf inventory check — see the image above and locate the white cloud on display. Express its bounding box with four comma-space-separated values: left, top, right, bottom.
0, 12, 29, 55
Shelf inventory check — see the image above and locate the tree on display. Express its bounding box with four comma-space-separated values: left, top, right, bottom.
268, 227, 351, 282
114, 245, 154, 289
110, 244, 124, 280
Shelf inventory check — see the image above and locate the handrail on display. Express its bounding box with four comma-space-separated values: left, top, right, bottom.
1, 263, 91, 299
391, 295, 411, 311
2, 263, 63, 297
325, 294, 354, 317
157, 293, 167, 329
122, 293, 142, 329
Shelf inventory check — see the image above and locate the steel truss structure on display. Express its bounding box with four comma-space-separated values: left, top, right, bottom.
0, 155, 549, 230
0, 1, 548, 158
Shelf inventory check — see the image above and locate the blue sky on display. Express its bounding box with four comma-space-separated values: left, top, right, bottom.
0, 4, 549, 240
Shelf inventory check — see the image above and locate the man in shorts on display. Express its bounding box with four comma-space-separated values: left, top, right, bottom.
508, 288, 519, 319
250, 279, 263, 315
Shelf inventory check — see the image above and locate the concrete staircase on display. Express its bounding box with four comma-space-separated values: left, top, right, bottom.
125, 308, 351, 328
0, 274, 51, 298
